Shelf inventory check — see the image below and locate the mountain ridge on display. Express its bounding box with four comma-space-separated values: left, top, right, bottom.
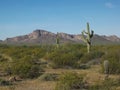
1, 29, 120, 45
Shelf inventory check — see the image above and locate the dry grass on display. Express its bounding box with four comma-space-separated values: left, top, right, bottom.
16, 80, 55, 90
0, 65, 119, 90
0, 80, 56, 90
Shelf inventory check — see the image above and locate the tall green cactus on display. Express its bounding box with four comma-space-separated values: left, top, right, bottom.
81, 22, 94, 53
56, 32, 60, 48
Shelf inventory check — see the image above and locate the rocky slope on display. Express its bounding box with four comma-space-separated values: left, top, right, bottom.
1, 29, 120, 45
102, 35, 120, 42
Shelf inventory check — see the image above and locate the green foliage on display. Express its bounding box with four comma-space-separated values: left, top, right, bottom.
46, 52, 78, 68
80, 50, 104, 63
44, 45, 83, 68
0, 45, 50, 79
0, 78, 12, 86
0, 44, 120, 79
89, 78, 119, 90
102, 48, 120, 74
55, 72, 85, 90
0, 54, 8, 62
0, 45, 47, 60
4, 57, 44, 79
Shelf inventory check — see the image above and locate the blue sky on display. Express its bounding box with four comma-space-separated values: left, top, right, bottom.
0, 0, 120, 40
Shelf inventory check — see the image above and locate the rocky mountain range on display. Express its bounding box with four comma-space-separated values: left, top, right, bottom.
1, 29, 120, 45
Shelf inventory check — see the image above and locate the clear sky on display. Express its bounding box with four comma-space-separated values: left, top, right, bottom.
0, 0, 120, 40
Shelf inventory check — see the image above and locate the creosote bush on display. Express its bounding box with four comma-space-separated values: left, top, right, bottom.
102, 49, 120, 74
5, 57, 44, 79
0, 78, 12, 86
80, 50, 104, 63
55, 72, 86, 90
44, 45, 83, 68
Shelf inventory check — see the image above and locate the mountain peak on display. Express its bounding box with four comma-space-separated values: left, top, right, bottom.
28, 29, 55, 39
1, 30, 120, 45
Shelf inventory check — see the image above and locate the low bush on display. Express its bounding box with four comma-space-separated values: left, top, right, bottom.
4, 57, 44, 79
55, 72, 86, 90
0, 78, 12, 86
44, 46, 82, 68
89, 78, 119, 90
0, 54, 8, 62
102, 50, 120, 74
80, 51, 104, 63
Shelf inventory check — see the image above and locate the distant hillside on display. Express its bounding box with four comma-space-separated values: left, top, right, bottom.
1, 29, 120, 45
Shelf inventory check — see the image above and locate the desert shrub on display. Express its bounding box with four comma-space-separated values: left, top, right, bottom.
0, 78, 12, 86
28, 65, 43, 78
89, 78, 118, 90
0, 45, 48, 78
102, 50, 120, 74
5, 57, 44, 79
80, 51, 104, 63
55, 72, 86, 90
0, 54, 8, 62
39, 73, 59, 81
0, 45, 47, 60
45, 50, 81, 68
98, 78, 115, 90
44, 44, 83, 68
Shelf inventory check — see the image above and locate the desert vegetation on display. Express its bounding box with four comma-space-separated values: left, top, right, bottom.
0, 43, 120, 90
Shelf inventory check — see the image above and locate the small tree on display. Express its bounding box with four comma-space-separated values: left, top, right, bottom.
81, 22, 94, 53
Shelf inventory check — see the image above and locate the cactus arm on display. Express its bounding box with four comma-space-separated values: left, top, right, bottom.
90, 30, 94, 38
81, 31, 87, 43
83, 30, 88, 34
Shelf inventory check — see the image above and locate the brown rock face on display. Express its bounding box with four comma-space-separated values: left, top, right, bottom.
4, 29, 57, 44
28, 30, 41, 39
102, 35, 120, 42
28, 30, 55, 39
5, 35, 28, 42
2, 29, 120, 45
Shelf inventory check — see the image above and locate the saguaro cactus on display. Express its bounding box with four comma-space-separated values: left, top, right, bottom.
81, 22, 94, 53
56, 32, 60, 48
